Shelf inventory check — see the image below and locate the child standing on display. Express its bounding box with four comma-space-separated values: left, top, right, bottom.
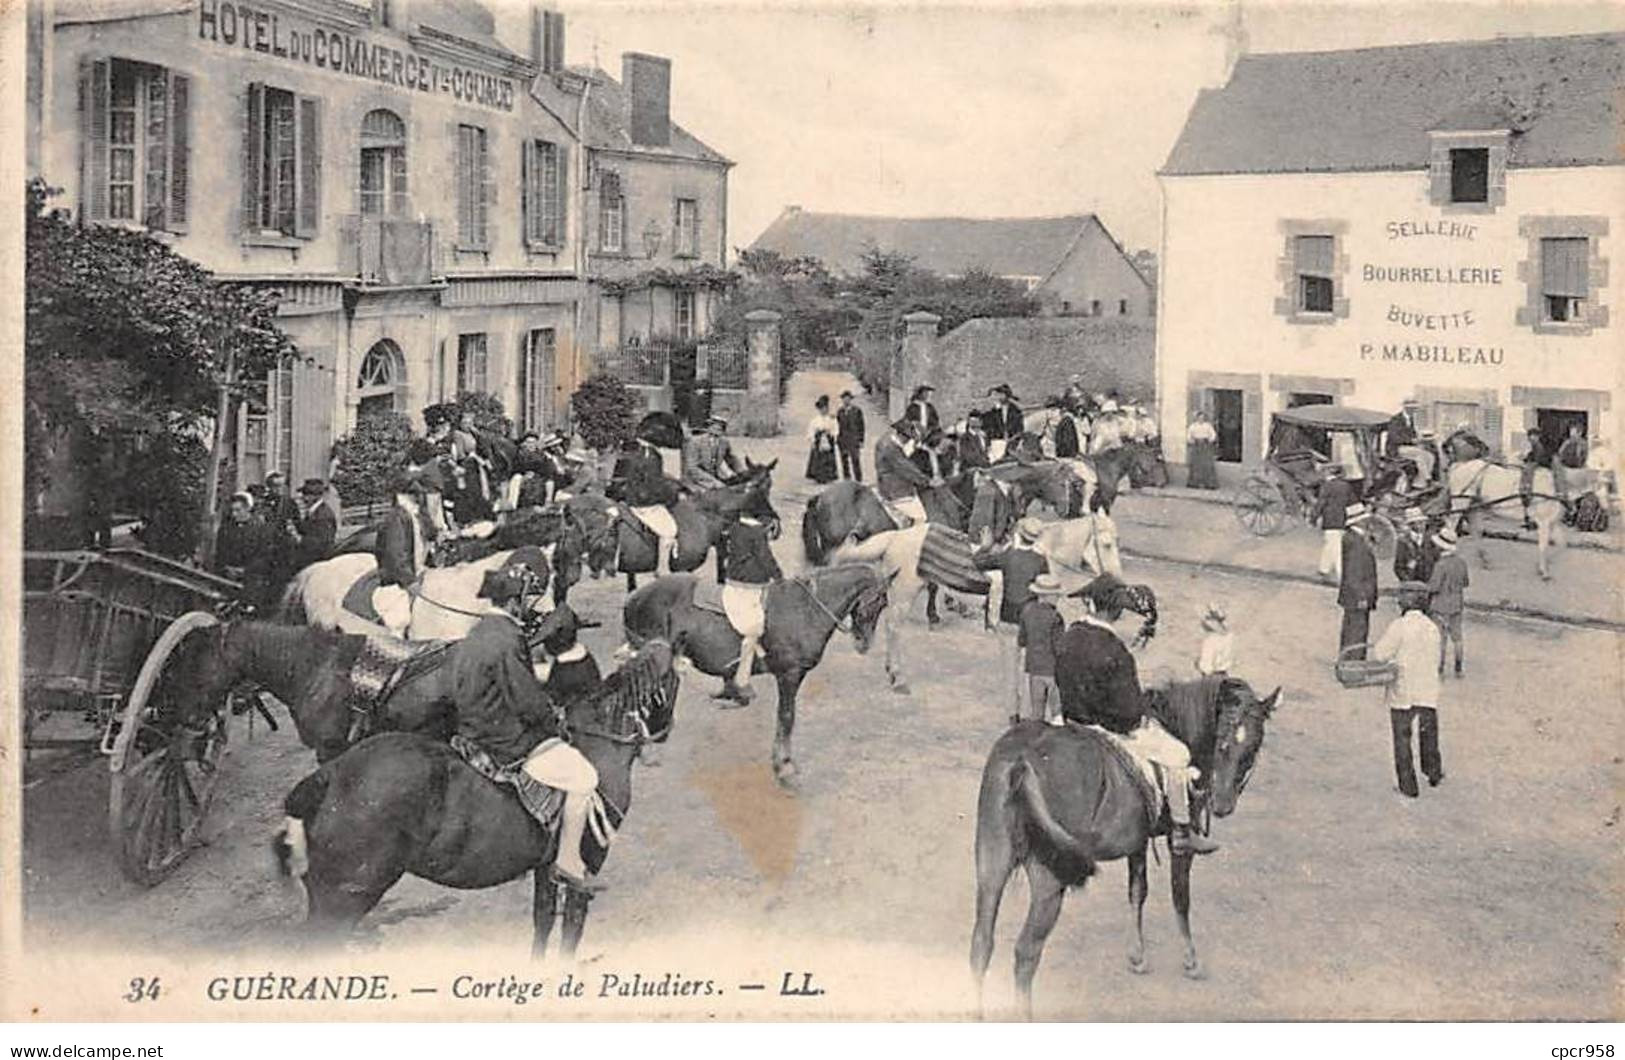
1017, 574, 1068, 726
1196, 602, 1235, 677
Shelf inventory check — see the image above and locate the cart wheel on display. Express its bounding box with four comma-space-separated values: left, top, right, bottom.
109, 611, 230, 886
1366, 513, 1398, 562
1232, 478, 1288, 536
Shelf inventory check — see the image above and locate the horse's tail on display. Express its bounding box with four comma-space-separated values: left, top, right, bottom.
1010, 756, 1097, 883
273, 766, 332, 879
278, 566, 310, 625
802, 493, 830, 566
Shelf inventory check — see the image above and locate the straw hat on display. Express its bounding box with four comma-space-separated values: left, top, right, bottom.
1403, 507, 1426, 526
1030, 573, 1066, 596
1344, 502, 1370, 523
1433, 526, 1458, 551
1016, 516, 1045, 543
1201, 601, 1228, 631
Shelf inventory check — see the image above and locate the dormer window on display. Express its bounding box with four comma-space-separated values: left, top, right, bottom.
1428, 130, 1507, 213
1449, 148, 1489, 204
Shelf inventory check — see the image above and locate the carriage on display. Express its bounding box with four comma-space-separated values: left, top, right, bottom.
24, 548, 246, 884
1231, 405, 1445, 559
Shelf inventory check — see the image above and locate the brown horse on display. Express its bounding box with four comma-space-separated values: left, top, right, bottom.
621, 564, 890, 787
272, 640, 678, 955
969, 676, 1283, 1018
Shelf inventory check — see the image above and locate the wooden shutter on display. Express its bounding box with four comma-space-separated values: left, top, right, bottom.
455, 125, 471, 245
1294, 234, 1333, 275
390, 145, 408, 217
555, 143, 570, 247
1241, 388, 1262, 464
296, 95, 322, 237
521, 138, 536, 243
1482, 404, 1505, 459
167, 71, 191, 232
242, 82, 265, 231
1541, 237, 1588, 297
80, 57, 111, 221
291, 352, 334, 480
672, 196, 681, 253
479, 128, 494, 247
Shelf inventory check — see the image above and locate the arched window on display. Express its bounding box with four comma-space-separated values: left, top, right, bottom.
356, 339, 404, 421
359, 109, 408, 217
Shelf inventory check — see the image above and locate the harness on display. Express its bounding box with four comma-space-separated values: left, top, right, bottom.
795, 571, 861, 633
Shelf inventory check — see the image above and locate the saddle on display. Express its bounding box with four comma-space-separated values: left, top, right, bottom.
342, 569, 385, 624
692, 578, 728, 616
1072, 723, 1165, 832
447, 736, 621, 875
917, 523, 991, 595
344, 635, 453, 741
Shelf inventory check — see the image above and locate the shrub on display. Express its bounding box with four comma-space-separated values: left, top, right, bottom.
127, 433, 209, 558
331, 413, 416, 508
570, 373, 638, 453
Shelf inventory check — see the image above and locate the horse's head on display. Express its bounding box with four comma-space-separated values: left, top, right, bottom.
565, 639, 680, 755
1207, 680, 1283, 817
849, 571, 891, 655
1088, 512, 1124, 578
739, 463, 782, 535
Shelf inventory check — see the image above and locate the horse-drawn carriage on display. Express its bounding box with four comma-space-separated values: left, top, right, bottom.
1231, 405, 1445, 559
23, 548, 247, 884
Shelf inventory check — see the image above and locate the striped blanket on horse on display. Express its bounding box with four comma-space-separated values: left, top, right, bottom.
917, 523, 991, 595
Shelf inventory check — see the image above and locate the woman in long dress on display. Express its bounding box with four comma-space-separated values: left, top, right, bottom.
806, 394, 839, 484
1186, 411, 1220, 489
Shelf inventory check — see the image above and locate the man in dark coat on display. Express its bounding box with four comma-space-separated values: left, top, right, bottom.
213, 491, 277, 609
1391, 508, 1435, 585
374, 469, 435, 636
533, 605, 604, 705
717, 508, 783, 705
905, 385, 940, 438
609, 433, 681, 575
836, 391, 866, 482
1338, 505, 1379, 660
1054, 405, 1081, 459
1315, 467, 1356, 581
1055, 577, 1218, 855
984, 384, 1025, 462
290, 478, 337, 572
452, 565, 602, 892
975, 517, 1050, 713
874, 420, 935, 525
956, 414, 991, 470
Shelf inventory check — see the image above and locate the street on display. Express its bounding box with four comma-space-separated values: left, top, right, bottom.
20, 371, 1623, 1020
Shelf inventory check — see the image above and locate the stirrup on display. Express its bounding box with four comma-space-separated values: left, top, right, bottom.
551, 866, 606, 895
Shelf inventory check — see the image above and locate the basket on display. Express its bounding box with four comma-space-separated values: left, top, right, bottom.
1335, 645, 1397, 688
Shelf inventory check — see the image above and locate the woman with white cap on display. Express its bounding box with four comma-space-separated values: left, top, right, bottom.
1195, 602, 1234, 678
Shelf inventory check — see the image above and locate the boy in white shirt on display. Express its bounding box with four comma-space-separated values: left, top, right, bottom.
1371, 581, 1444, 798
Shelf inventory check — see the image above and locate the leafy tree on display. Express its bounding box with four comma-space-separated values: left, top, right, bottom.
24, 178, 296, 556
570, 373, 638, 453
331, 413, 416, 511
453, 391, 514, 438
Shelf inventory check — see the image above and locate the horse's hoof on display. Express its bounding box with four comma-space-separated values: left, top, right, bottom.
1128, 954, 1149, 975
773, 762, 800, 790
1183, 959, 1207, 981
891, 683, 911, 696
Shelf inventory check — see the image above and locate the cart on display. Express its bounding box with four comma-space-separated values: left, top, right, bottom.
23, 549, 244, 885
1231, 405, 1432, 559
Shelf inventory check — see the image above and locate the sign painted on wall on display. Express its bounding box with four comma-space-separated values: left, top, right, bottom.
1353, 216, 1512, 362
198, 0, 516, 112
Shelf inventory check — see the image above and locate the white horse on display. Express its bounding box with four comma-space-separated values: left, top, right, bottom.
830, 513, 1122, 692
283, 544, 557, 641
1447, 459, 1566, 580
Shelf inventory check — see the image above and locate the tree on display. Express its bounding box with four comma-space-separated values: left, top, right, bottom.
331, 413, 416, 513
24, 179, 296, 556
570, 373, 638, 453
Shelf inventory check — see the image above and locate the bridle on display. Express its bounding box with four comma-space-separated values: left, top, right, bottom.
795, 569, 880, 636
549, 638, 676, 749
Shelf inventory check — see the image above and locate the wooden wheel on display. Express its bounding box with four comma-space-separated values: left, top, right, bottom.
109, 611, 231, 886
1232, 477, 1288, 536
1366, 513, 1398, 562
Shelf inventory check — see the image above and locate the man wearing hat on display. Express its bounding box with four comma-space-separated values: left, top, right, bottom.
290, 478, 337, 572
984, 384, 1025, 463
1315, 466, 1357, 581
715, 502, 784, 706
531, 604, 604, 705
452, 564, 603, 893
1056, 577, 1220, 855
1426, 525, 1469, 677
905, 385, 940, 438
1017, 572, 1068, 725
1372, 581, 1445, 797
836, 391, 866, 482
682, 415, 744, 493
373, 468, 436, 637
1337, 503, 1379, 660
1392, 508, 1435, 584
214, 490, 277, 607
974, 516, 1051, 719
610, 428, 682, 577
874, 418, 937, 526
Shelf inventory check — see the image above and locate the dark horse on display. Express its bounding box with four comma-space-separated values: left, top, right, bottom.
272, 640, 678, 955
1070, 445, 1158, 515
969, 676, 1283, 1018
621, 564, 890, 788
590, 459, 780, 592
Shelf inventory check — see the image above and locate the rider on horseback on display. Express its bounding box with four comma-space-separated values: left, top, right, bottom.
875, 419, 937, 526
453, 565, 604, 894
609, 428, 681, 577
682, 415, 744, 492
1057, 576, 1220, 856
716, 506, 784, 705
373, 469, 437, 637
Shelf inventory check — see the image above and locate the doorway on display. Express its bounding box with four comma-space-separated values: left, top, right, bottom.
1212, 389, 1244, 463
1535, 408, 1588, 454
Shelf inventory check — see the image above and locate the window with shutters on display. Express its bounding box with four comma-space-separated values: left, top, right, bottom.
1276, 220, 1348, 323
457, 333, 489, 395
456, 124, 490, 248
81, 58, 191, 232
520, 328, 556, 431
674, 198, 699, 257
1517, 217, 1609, 335
359, 109, 407, 217
675, 290, 696, 340
600, 171, 624, 252
524, 139, 567, 248
242, 82, 321, 238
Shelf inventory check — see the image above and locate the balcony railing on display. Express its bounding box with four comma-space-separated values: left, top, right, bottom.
340, 215, 438, 286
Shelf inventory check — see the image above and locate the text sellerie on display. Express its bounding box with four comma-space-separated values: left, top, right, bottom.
1358, 343, 1505, 365
1385, 220, 1479, 241
197, 0, 516, 112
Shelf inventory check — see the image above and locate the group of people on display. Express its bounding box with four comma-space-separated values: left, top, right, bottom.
212, 472, 339, 608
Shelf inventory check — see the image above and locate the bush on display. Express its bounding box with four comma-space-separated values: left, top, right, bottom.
454, 391, 514, 438
570, 373, 638, 453
127, 433, 209, 558
331, 413, 416, 508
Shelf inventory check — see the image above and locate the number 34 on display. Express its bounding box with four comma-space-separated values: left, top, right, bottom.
123, 977, 161, 1003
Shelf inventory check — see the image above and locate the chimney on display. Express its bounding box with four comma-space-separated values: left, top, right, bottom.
531, 6, 564, 74
622, 52, 671, 148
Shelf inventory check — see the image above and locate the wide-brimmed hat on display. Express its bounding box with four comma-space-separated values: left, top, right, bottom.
891, 419, 921, 439
1434, 526, 1458, 550
1030, 573, 1066, 596
1101, 399, 1120, 412
1016, 516, 1045, 543
478, 564, 533, 604
1201, 601, 1228, 630
539, 429, 567, 451
229, 490, 254, 509
988, 384, 1019, 401
298, 478, 327, 498
1344, 502, 1370, 523
840, 390, 855, 399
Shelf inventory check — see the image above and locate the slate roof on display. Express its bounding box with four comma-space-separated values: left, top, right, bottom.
749, 211, 1103, 279
570, 65, 731, 165
1163, 32, 1625, 176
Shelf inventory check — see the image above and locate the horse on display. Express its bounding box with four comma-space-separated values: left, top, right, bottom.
1446, 457, 1566, 579
621, 564, 890, 788
830, 513, 1123, 693
591, 459, 781, 592
986, 460, 1084, 520
969, 676, 1284, 1019
271, 640, 678, 955
1054, 446, 1154, 515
